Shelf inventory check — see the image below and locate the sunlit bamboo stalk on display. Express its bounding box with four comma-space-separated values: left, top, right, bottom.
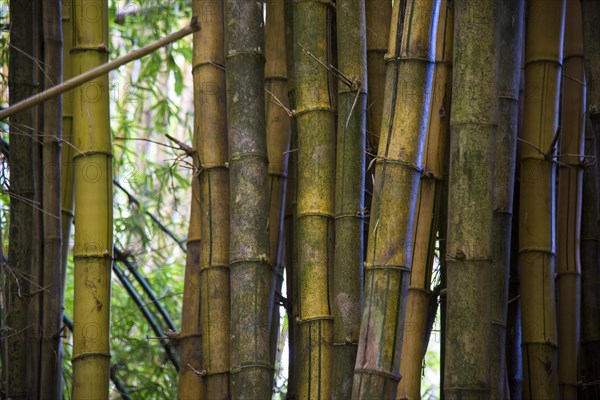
71, 0, 113, 397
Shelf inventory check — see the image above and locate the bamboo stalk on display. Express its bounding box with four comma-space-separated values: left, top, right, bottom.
71, 1, 113, 397
444, 0, 500, 397
194, 0, 231, 397
5, 0, 37, 397
331, 0, 367, 397
283, 0, 299, 395
397, 1, 453, 398
581, 0, 600, 398
557, 1, 585, 398
177, 176, 204, 399
490, 1, 524, 398
225, 1, 271, 397
292, 0, 336, 397
265, 0, 291, 378
518, 1, 565, 398
40, 0, 64, 397
0, 18, 199, 121
353, 0, 439, 397
365, 0, 391, 154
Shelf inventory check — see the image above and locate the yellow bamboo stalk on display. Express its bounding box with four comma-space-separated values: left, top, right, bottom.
194, 0, 231, 397
353, 0, 439, 397
557, 1, 585, 398
293, 0, 336, 397
71, 0, 112, 398
519, 1, 565, 398
265, 0, 291, 375
397, 1, 453, 398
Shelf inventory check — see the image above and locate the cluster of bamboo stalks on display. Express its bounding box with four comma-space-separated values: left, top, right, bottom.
4, 0, 600, 398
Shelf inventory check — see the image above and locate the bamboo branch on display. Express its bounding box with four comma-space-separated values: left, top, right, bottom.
0, 18, 200, 121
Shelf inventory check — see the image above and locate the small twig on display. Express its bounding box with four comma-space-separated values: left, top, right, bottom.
165, 133, 195, 156
114, 136, 180, 151
265, 88, 293, 117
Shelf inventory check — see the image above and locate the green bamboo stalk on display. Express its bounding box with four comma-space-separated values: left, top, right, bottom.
557, 1, 585, 398
518, 1, 565, 398
331, 0, 366, 397
444, 0, 499, 397
5, 0, 37, 397
71, 0, 113, 397
292, 0, 336, 397
353, 0, 439, 397
490, 1, 524, 398
225, 1, 271, 397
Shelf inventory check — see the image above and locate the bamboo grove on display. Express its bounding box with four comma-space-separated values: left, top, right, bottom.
3, 0, 600, 398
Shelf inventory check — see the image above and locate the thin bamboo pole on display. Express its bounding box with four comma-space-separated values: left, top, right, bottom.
265, 0, 291, 377
397, 1, 453, 398
353, 0, 439, 397
71, 0, 113, 397
518, 1, 565, 398
490, 1, 524, 398
581, 1, 600, 398
364, 0, 391, 154
0, 19, 199, 121
40, 0, 63, 397
557, 1, 585, 398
